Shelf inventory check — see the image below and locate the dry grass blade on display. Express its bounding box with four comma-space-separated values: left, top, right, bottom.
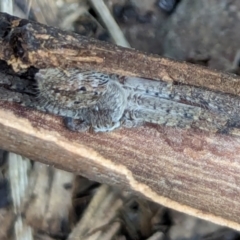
89, 0, 130, 47
8, 153, 33, 240
0, 0, 13, 13
25, 0, 58, 26
68, 185, 123, 239
146, 232, 164, 240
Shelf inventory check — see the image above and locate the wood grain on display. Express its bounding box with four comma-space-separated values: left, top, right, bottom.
0, 99, 240, 229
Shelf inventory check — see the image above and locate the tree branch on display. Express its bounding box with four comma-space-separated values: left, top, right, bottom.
0, 12, 240, 230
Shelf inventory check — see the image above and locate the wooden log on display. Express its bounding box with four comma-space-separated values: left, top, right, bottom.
0, 13, 240, 230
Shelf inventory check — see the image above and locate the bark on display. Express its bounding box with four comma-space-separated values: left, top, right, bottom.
0, 12, 240, 95
0, 12, 240, 230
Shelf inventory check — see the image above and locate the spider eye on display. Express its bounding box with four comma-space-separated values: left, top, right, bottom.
74, 101, 81, 104
78, 87, 87, 91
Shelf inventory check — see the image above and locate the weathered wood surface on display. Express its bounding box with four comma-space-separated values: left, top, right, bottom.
1, 12, 240, 95
0, 13, 240, 230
